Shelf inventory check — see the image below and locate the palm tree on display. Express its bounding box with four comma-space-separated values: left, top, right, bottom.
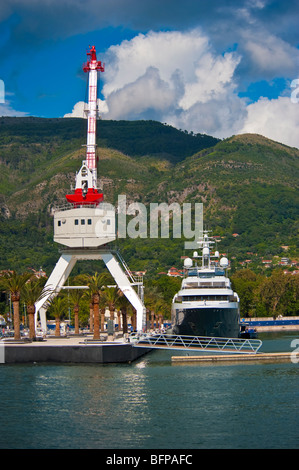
116, 291, 130, 335
144, 285, 163, 331
154, 298, 169, 330
21, 278, 52, 340
69, 289, 84, 335
47, 296, 67, 337
84, 272, 109, 340
99, 295, 107, 332
88, 301, 94, 333
0, 271, 32, 340
103, 286, 119, 327
130, 307, 137, 332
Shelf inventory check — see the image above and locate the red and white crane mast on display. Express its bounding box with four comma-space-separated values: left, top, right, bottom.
83, 46, 104, 187
66, 45, 104, 206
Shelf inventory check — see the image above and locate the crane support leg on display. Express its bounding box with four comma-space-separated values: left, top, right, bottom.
34, 250, 146, 333
101, 252, 146, 332
35, 253, 77, 331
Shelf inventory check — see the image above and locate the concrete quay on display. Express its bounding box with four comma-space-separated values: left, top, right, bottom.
171, 352, 294, 364
1, 336, 151, 364
254, 324, 299, 332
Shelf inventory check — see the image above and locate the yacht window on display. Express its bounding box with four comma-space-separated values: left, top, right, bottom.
215, 270, 225, 276
81, 219, 85, 225
58, 220, 61, 227
74, 219, 79, 225
188, 271, 198, 277
182, 295, 230, 301
87, 219, 92, 225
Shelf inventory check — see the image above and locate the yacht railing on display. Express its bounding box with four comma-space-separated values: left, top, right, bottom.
130, 333, 262, 354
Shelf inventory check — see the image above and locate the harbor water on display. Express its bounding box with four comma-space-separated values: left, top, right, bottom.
0, 331, 298, 449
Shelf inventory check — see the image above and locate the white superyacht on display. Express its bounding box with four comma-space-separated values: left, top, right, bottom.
171, 231, 240, 338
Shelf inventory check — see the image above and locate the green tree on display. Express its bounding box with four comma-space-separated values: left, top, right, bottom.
0, 271, 32, 340
103, 286, 119, 325
84, 272, 111, 340
257, 270, 288, 317
285, 275, 299, 316
152, 277, 181, 304
47, 296, 67, 337
143, 285, 165, 329
116, 291, 131, 334
69, 289, 85, 335
21, 278, 51, 339
231, 269, 259, 317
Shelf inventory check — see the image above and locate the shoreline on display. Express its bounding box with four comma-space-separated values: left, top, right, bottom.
171, 352, 294, 364
254, 325, 299, 332
1, 325, 298, 364
240, 316, 299, 333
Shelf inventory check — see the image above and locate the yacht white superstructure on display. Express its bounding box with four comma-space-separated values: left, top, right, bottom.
171, 231, 240, 338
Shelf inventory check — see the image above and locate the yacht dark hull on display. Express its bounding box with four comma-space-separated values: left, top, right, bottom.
171, 306, 240, 338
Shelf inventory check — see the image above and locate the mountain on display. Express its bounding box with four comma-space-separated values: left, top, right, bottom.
168, 134, 299, 256
0, 117, 298, 276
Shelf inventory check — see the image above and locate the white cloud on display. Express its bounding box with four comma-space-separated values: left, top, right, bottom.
169, 94, 248, 138
237, 96, 299, 148
105, 67, 176, 120
64, 99, 108, 118
0, 101, 28, 117
179, 52, 241, 109
242, 32, 299, 78
101, 30, 244, 130
66, 29, 226, 121
103, 30, 209, 97
64, 101, 85, 118
64, 29, 299, 149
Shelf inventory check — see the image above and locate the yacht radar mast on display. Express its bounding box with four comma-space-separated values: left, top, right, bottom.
196, 230, 217, 269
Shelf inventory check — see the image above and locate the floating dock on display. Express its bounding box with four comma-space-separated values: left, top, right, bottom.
1, 337, 151, 364
171, 352, 294, 364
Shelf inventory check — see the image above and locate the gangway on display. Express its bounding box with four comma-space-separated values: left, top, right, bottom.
130, 333, 262, 354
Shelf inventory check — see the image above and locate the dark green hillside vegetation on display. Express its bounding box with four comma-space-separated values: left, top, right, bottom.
0, 117, 219, 167
0, 118, 298, 283
96, 120, 219, 162
167, 134, 299, 258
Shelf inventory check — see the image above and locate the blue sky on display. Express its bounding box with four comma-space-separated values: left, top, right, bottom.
0, 0, 298, 147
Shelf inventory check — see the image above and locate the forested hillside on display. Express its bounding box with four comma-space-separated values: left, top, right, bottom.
0, 118, 298, 279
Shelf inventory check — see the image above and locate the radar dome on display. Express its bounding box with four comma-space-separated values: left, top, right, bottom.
220, 257, 228, 267
202, 247, 210, 256
184, 257, 193, 268
215, 251, 219, 257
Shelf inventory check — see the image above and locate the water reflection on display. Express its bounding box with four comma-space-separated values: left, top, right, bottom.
0, 332, 298, 449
